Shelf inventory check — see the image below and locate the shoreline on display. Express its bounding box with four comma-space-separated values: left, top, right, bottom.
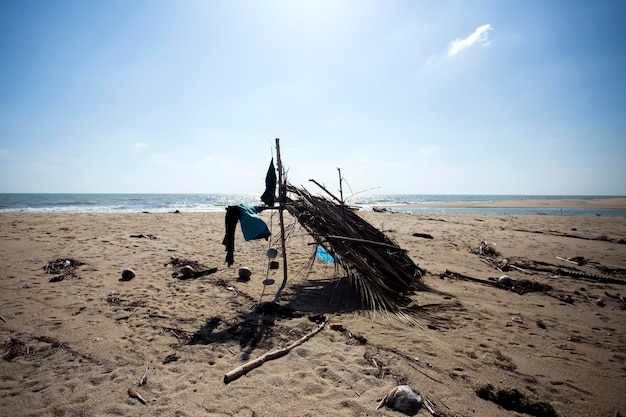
2, 195, 626, 215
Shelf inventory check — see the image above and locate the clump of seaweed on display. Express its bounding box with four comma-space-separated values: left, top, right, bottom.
3, 338, 28, 361
475, 383, 558, 417
165, 257, 217, 279
43, 258, 85, 282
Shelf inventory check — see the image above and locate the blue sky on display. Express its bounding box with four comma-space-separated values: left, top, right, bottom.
1, 0, 624, 195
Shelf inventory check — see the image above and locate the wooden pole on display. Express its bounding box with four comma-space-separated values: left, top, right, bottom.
274, 138, 289, 302
337, 167, 344, 204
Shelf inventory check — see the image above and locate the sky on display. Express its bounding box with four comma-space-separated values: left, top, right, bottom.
1, 0, 625, 196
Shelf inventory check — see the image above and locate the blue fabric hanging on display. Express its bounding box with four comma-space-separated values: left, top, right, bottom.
237, 204, 271, 241
316, 246, 335, 263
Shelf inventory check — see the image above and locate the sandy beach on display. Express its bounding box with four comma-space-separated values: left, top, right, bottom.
1, 200, 625, 417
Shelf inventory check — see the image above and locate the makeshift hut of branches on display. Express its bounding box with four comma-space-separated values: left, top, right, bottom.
284, 184, 436, 315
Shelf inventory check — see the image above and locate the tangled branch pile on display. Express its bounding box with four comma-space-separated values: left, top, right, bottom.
285, 185, 434, 315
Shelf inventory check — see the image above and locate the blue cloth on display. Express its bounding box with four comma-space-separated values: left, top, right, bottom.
237, 204, 271, 241
316, 246, 335, 263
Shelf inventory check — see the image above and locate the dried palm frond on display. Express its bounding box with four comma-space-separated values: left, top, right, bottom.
285, 185, 436, 315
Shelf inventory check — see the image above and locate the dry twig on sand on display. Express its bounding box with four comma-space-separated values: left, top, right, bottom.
128, 387, 147, 405
224, 319, 326, 384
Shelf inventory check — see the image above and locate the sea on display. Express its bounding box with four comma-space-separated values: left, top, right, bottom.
0, 193, 625, 217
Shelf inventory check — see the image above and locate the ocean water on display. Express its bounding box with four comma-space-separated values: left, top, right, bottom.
0, 193, 624, 216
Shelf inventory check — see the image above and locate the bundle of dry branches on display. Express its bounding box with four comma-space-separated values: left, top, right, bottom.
285, 185, 434, 315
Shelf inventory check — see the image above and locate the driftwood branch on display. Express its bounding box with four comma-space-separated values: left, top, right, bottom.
308, 179, 343, 204
223, 319, 326, 384
128, 387, 147, 405
412, 232, 434, 240
129, 234, 158, 240
442, 270, 501, 289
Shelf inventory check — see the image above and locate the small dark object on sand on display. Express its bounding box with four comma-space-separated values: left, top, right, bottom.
412, 232, 433, 239
121, 268, 136, 281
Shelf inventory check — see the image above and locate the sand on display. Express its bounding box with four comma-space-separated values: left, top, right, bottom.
0, 202, 625, 417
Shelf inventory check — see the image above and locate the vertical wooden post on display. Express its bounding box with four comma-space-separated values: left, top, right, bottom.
337, 167, 344, 204
274, 138, 289, 302
337, 167, 347, 221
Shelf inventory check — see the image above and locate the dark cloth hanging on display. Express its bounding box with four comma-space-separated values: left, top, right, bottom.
222, 205, 271, 266
222, 206, 241, 266
260, 158, 277, 207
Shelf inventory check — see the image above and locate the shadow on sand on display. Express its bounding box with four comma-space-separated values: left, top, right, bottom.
186, 276, 361, 362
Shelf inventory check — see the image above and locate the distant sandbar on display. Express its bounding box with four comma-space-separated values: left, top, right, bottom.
386, 197, 626, 210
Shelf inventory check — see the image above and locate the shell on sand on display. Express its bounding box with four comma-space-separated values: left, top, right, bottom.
238, 267, 251, 280
498, 275, 513, 286
377, 385, 423, 414
180, 265, 195, 278
121, 268, 136, 280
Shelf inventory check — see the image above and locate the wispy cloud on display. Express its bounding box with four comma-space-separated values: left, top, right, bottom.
133, 142, 148, 150
0, 148, 8, 157
419, 146, 437, 155
422, 24, 493, 73
447, 24, 492, 57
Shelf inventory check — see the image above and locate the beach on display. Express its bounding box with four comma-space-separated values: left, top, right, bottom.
1, 200, 625, 417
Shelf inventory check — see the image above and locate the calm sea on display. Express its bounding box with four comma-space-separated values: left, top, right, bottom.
0, 194, 624, 216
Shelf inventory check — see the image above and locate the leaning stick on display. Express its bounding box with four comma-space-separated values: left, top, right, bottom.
224, 320, 326, 384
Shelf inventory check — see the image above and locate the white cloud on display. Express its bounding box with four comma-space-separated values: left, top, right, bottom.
447, 24, 493, 57
421, 24, 493, 72
133, 142, 148, 150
